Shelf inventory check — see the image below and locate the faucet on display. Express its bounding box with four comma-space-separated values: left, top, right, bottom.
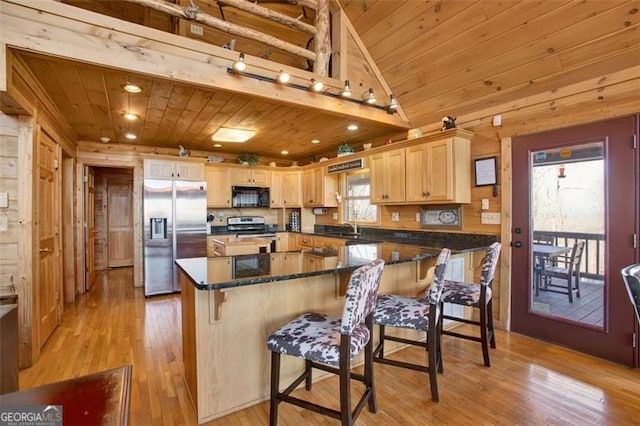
342, 220, 359, 235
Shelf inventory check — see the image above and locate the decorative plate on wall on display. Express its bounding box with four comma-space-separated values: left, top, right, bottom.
421, 206, 463, 229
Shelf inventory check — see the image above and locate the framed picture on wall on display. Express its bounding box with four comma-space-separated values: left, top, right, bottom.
474, 156, 498, 186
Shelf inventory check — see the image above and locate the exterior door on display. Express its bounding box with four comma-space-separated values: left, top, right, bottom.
85, 167, 96, 290
37, 130, 61, 348
107, 178, 134, 267
511, 116, 638, 366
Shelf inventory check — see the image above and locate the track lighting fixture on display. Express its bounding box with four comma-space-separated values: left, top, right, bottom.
277, 70, 290, 83
233, 52, 247, 72
224, 57, 397, 113
388, 94, 398, 112
365, 88, 377, 104
342, 80, 352, 97
310, 78, 324, 92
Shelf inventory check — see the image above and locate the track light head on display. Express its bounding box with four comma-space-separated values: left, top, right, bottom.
233, 52, 246, 72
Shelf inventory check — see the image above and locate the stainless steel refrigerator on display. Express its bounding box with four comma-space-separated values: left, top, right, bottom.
144, 179, 207, 296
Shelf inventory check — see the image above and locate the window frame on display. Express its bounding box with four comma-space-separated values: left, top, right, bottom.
342, 170, 379, 225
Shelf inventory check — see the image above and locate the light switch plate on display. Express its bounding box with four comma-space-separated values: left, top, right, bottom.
0, 192, 7, 208
391, 212, 400, 222
332, 212, 338, 220
415, 213, 421, 222
481, 198, 490, 210
481, 212, 501, 224
0, 216, 7, 232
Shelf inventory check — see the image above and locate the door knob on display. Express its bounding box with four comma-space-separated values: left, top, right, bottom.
511, 241, 522, 248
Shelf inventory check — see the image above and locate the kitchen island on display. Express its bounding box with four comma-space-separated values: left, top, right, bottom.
176, 241, 479, 423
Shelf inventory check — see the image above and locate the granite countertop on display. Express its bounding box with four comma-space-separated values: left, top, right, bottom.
176, 242, 442, 291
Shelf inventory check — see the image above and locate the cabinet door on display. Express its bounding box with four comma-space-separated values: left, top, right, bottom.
275, 232, 289, 252
231, 167, 252, 185
405, 144, 430, 202
426, 139, 453, 201
282, 171, 302, 206
270, 171, 284, 207
144, 159, 176, 180
369, 154, 386, 203
206, 257, 232, 282
205, 166, 231, 207
385, 149, 406, 202
176, 162, 204, 181
302, 169, 318, 206
251, 169, 271, 186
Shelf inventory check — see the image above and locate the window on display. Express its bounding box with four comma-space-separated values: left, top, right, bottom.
344, 172, 377, 223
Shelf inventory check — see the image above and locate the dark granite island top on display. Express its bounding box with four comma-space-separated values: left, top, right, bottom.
176, 242, 443, 291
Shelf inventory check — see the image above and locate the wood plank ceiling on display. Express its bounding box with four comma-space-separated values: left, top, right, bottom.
13, 0, 640, 162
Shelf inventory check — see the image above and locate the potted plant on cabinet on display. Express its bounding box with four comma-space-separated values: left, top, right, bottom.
337, 143, 355, 157
237, 152, 258, 166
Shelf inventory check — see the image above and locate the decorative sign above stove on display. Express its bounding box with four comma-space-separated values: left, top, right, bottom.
327, 158, 364, 174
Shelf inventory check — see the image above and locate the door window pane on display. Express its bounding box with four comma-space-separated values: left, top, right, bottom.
530, 142, 605, 328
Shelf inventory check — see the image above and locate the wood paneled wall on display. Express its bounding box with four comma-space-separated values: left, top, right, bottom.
0, 113, 19, 297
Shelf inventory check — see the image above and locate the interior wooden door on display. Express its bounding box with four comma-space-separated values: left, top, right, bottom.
85, 167, 96, 291
37, 131, 61, 348
108, 178, 134, 267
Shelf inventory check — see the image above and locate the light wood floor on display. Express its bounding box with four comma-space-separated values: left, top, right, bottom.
20, 268, 640, 425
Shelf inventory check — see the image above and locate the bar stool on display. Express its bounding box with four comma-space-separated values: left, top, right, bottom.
372, 248, 451, 402
266, 258, 385, 426
440, 242, 501, 367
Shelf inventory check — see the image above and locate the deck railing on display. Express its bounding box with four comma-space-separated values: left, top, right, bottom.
533, 231, 605, 280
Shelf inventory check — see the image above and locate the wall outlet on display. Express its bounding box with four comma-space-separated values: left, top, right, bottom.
190, 24, 203, 36
481, 198, 490, 210
0, 192, 8, 208
391, 212, 400, 222
481, 212, 501, 225
415, 212, 421, 222
0, 215, 7, 232
332, 212, 338, 220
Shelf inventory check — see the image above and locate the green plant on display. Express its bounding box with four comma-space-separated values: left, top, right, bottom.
237, 152, 258, 165
337, 143, 355, 154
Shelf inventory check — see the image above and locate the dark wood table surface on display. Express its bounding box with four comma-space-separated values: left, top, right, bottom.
0, 365, 131, 425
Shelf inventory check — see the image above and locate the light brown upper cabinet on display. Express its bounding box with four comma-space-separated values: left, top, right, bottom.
372, 131, 471, 205
370, 149, 406, 204
271, 170, 302, 207
205, 166, 231, 207
144, 159, 204, 181
303, 168, 338, 207
231, 167, 270, 186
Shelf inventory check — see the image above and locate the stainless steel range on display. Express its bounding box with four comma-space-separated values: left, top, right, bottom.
227, 216, 278, 252
227, 216, 276, 238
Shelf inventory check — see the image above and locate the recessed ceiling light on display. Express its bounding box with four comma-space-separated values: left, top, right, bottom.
125, 133, 137, 140
122, 84, 142, 94
211, 127, 256, 143
311, 139, 320, 144
100, 137, 110, 143
281, 150, 289, 155
124, 112, 139, 121
213, 143, 222, 148
347, 124, 358, 131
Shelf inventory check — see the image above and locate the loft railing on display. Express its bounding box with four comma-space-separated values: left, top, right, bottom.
533, 231, 605, 280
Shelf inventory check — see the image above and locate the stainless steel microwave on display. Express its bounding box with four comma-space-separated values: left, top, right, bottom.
231, 186, 270, 208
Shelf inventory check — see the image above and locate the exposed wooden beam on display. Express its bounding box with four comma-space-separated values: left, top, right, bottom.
313, 0, 330, 76
122, 0, 317, 61
216, 0, 316, 35
0, 0, 409, 128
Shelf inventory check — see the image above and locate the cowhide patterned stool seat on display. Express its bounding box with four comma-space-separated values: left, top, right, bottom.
372, 248, 451, 402
621, 263, 640, 325
441, 242, 502, 367
266, 259, 385, 426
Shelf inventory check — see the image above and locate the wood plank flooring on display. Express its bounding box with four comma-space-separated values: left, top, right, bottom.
19, 268, 640, 425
